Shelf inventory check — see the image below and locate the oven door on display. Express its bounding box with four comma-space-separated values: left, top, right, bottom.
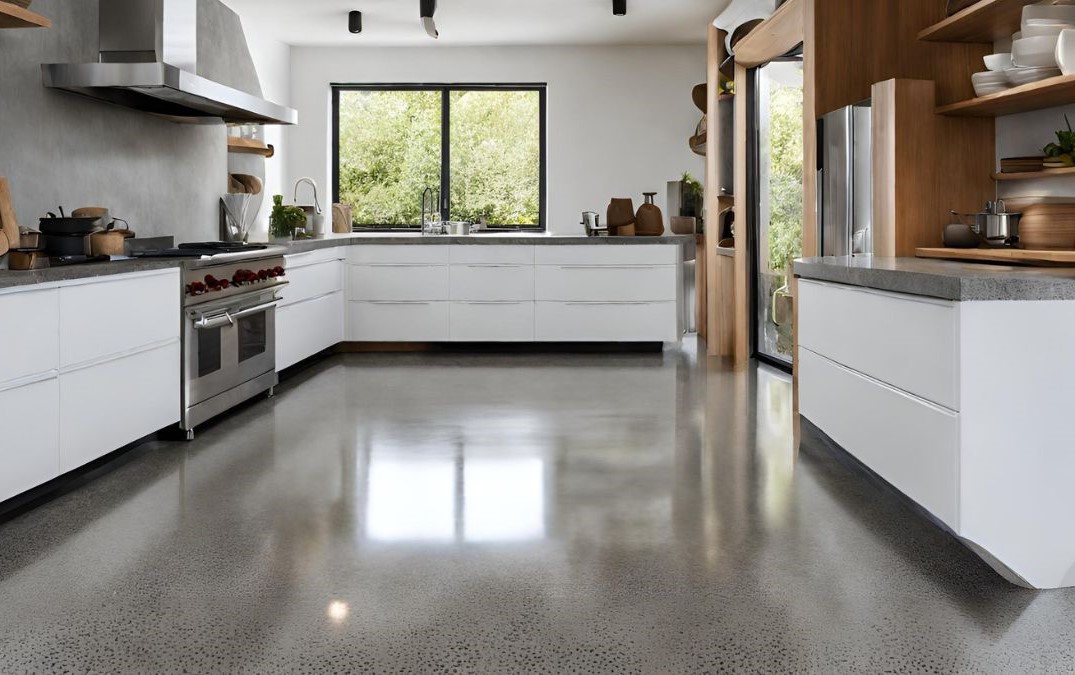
185, 289, 280, 410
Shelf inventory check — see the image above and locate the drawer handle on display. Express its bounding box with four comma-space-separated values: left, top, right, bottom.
565, 301, 653, 306
557, 265, 661, 270
461, 301, 525, 305
463, 264, 523, 268
365, 301, 433, 305
361, 263, 445, 268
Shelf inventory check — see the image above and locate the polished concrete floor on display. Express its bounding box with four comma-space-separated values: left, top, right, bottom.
1, 340, 1073, 673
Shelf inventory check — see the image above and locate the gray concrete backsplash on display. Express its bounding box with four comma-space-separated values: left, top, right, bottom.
0, 0, 266, 246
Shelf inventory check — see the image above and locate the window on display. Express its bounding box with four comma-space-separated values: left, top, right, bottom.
333, 84, 547, 230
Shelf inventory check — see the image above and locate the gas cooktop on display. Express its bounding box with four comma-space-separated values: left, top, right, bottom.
133, 242, 270, 258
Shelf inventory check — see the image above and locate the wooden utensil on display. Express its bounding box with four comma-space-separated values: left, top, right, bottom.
1017, 203, 1075, 250
0, 177, 20, 254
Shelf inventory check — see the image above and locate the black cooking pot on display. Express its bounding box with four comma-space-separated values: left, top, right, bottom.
44, 233, 89, 257
40, 207, 101, 236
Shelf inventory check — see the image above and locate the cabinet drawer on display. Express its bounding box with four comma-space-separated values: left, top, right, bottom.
0, 288, 59, 386
59, 342, 180, 474
0, 378, 59, 503
799, 348, 960, 529
451, 264, 535, 301
277, 292, 344, 370
59, 270, 180, 368
349, 264, 449, 301
450, 302, 535, 342
347, 301, 450, 342
285, 247, 344, 269
536, 265, 677, 302
536, 245, 678, 266
536, 301, 678, 342
347, 245, 449, 265
281, 259, 344, 307
798, 280, 959, 410
449, 245, 535, 265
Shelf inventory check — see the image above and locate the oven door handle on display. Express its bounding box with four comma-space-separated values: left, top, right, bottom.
194, 312, 234, 330
228, 299, 281, 322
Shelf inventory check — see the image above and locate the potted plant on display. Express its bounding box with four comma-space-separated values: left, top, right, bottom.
269, 195, 308, 241
681, 172, 704, 231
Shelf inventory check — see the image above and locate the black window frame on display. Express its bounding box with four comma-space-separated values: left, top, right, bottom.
332, 83, 548, 231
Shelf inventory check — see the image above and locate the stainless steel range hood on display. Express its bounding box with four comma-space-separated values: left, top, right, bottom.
42, 0, 297, 125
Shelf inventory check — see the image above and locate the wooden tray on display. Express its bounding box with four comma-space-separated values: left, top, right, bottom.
916, 247, 1075, 266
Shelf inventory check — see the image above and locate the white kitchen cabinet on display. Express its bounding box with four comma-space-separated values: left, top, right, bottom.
345, 243, 683, 343
798, 279, 959, 410
59, 341, 180, 474
450, 302, 535, 342
0, 377, 59, 503
348, 301, 451, 342
799, 347, 960, 529
59, 270, 179, 368
278, 291, 345, 370
0, 288, 58, 386
535, 301, 679, 342
278, 250, 346, 369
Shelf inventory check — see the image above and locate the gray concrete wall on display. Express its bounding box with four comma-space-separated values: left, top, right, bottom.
0, 0, 268, 247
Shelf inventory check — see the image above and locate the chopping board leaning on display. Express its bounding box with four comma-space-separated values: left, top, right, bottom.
0, 177, 20, 256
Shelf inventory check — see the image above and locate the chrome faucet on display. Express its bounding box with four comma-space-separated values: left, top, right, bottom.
421, 187, 440, 235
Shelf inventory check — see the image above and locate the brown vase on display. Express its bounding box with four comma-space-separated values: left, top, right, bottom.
635, 192, 664, 236
607, 198, 636, 237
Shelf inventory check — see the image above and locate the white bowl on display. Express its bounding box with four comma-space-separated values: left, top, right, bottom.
1023, 22, 1074, 38
1004, 65, 1061, 86
984, 52, 1014, 71
973, 82, 1009, 97
972, 71, 1009, 86
1057, 28, 1075, 75
1012, 35, 1061, 67
1023, 3, 1075, 25
1013, 31, 1023, 41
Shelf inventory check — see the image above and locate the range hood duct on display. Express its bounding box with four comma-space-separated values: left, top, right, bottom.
42, 0, 297, 125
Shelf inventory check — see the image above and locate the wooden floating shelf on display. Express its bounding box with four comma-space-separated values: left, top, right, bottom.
937, 74, 1075, 117
993, 167, 1075, 181
689, 132, 707, 156
0, 2, 51, 29
917, 247, 1075, 266
918, 0, 1032, 43
227, 137, 274, 158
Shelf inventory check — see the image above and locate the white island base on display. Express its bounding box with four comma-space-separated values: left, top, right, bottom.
798, 276, 1075, 590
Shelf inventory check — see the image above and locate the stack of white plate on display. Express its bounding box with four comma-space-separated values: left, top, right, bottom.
972, 70, 1010, 96
1001, 4, 1075, 87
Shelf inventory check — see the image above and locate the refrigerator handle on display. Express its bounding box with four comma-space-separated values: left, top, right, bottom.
816, 168, 824, 256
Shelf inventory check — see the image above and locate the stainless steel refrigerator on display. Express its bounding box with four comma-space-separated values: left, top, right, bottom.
818, 101, 872, 256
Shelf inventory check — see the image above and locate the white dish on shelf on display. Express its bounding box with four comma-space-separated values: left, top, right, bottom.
1022, 22, 1074, 39
1012, 35, 1062, 67
985, 52, 1014, 71
973, 83, 1010, 97
1023, 4, 1075, 26
1057, 28, 1075, 75
1004, 65, 1062, 86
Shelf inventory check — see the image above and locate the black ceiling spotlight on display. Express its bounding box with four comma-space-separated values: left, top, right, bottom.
421, 0, 439, 39
349, 10, 363, 34
613, 0, 626, 16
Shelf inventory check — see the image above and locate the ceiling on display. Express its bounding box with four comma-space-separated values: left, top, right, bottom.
224, 0, 732, 48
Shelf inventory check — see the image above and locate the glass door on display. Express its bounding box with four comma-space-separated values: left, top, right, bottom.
750, 55, 804, 368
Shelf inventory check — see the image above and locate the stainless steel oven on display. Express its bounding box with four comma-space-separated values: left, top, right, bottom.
179, 251, 288, 438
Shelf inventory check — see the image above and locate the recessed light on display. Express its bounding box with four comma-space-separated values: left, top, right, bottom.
613, 0, 626, 16
348, 11, 363, 34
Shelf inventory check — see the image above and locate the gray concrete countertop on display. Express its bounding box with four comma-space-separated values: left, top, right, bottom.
0, 258, 184, 291
0, 233, 694, 291
794, 255, 1075, 301
283, 231, 695, 253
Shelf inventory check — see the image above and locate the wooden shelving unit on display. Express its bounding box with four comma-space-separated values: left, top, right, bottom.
0, 2, 51, 29
918, 0, 1031, 43
227, 137, 274, 158
937, 74, 1075, 116
993, 166, 1075, 181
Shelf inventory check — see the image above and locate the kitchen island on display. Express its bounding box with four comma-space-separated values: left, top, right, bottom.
795, 255, 1075, 589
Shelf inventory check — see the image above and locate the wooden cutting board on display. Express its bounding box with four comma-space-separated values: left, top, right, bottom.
0, 177, 18, 255
916, 247, 1075, 266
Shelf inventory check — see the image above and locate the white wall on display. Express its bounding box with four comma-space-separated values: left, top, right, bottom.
288, 45, 706, 235
239, 32, 293, 239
